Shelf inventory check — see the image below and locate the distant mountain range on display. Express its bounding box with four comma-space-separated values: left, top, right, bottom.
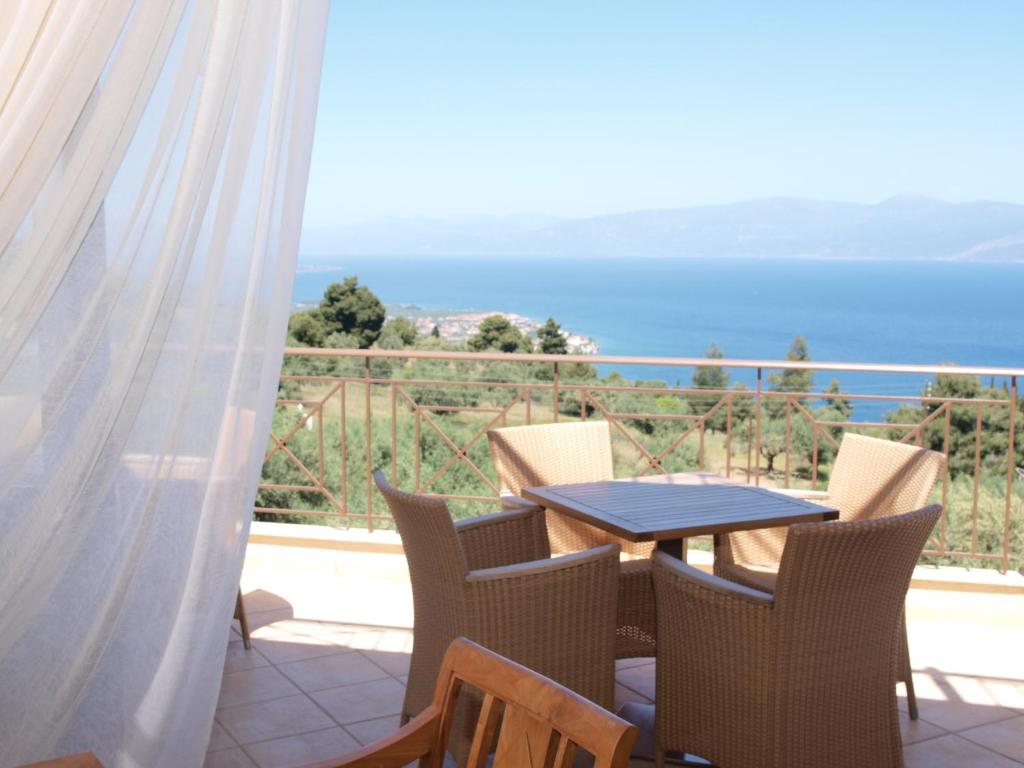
301, 197, 1024, 262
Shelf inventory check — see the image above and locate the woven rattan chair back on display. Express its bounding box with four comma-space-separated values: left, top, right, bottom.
489, 421, 614, 492
488, 421, 653, 557
826, 433, 945, 521
373, 471, 468, 717
311, 637, 637, 768
728, 433, 944, 566
654, 505, 941, 768
770, 504, 941, 766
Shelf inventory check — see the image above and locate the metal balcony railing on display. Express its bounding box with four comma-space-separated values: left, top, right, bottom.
258, 348, 1022, 571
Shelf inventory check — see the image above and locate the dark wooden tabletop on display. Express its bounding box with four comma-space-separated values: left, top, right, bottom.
521, 473, 839, 542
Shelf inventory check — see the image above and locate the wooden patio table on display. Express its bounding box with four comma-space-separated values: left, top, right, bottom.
521, 472, 838, 561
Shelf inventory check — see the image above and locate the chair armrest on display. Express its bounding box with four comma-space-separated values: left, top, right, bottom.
294, 706, 441, 767
463, 545, 620, 705
466, 544, 618, 583
768, 488, 830, 500
455, 505, 551, 569
498, 491, 545, 512
653, 552, 773, 608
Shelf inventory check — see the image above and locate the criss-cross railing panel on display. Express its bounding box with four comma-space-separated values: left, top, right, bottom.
256, 350, 1021, 569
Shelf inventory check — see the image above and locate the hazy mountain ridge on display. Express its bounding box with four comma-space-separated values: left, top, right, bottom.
302, 197, 1024, 261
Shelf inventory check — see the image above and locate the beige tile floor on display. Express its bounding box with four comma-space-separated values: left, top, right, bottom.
207, 540, 1024, 767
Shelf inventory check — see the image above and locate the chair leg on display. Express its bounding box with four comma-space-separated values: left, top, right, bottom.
900, 610, 917, 720
905, 673, 919, 721
234, 589, 251, 650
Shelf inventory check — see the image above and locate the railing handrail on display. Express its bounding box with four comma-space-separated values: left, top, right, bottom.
283, 346, 1024, 379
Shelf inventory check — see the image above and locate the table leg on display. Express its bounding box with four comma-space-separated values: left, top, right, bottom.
617, 702, 712, 765
656, 538, 687, 561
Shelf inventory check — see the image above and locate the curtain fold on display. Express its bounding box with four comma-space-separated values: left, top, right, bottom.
0, 2, 329, 765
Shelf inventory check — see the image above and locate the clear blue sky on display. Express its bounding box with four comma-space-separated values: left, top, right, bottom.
303, 1, 1023, 229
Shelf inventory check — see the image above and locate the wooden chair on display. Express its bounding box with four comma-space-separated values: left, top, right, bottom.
654, 505, 942, 768
714, 432, 945, 718
19, 755, 104, 768
295, 637, 638, 768
487, 421, 657, 659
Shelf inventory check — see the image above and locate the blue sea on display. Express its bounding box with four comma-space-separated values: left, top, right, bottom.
292, 257, 1024, 420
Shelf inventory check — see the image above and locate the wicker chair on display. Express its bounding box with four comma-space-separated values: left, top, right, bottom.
714, 433, 945, 717
653, 504, 942, 768
300, 637, 637, 768
372, 471, 619, 732
487, 421, 657, 658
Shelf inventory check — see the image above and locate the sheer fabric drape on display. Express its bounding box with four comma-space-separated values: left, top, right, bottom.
0, 1, 328, 765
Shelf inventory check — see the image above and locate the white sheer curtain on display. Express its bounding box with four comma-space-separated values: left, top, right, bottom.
0, 1, 328, 765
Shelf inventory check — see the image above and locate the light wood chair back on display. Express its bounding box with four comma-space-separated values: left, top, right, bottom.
300, 637, 637, 768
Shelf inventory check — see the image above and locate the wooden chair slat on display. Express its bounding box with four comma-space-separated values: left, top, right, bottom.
465, 693, 501, 768
296, 638, 636, 768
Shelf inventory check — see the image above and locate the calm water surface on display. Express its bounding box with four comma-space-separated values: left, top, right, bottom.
293, 257, 1024, 417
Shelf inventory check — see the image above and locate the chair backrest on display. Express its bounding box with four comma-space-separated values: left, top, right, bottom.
373, 471, 467, 631
827, 434, 945, 521
487, 421, 614, 496
422, 638, 637, 768
772, 504, 941, 741
724, 434, 944, 568
308, 638, 635, 768
776, 503, 939, 622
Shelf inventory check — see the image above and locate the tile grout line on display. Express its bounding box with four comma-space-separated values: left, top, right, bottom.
263, 647, 407, 747
950, 708, 1024, 734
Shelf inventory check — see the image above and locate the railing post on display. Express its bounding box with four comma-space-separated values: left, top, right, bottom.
340, 384, 347, 515
812, 429, 819, 487
754, 367, 763, 486
725, 394, 733, 479
365, 355, 373, 531
1004, 376, 1017, 573
414, 406, 421, 492
698, 419, 705, 471
317, 397, 325, 485
784, 399, 791, 489
391, 384, 398, 484
971, 403, 982, 556
942, 403, 951, 555
552, 361, 560, 423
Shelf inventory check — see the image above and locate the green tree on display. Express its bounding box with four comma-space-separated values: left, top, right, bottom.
537, 317, 568, 354
430, 325, 441, 338
287, 311, 326, 347
761, 335, 815, 472
692, 343, 729, 390
467, 315, 532, 353
769, 335, 814, 393
824, 379, 852, 420
692, 343, 730, 431
384, 316, 418, 346
318, 276, 386, 348
375, 325, 407, 350
887, 372, 1024, 477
